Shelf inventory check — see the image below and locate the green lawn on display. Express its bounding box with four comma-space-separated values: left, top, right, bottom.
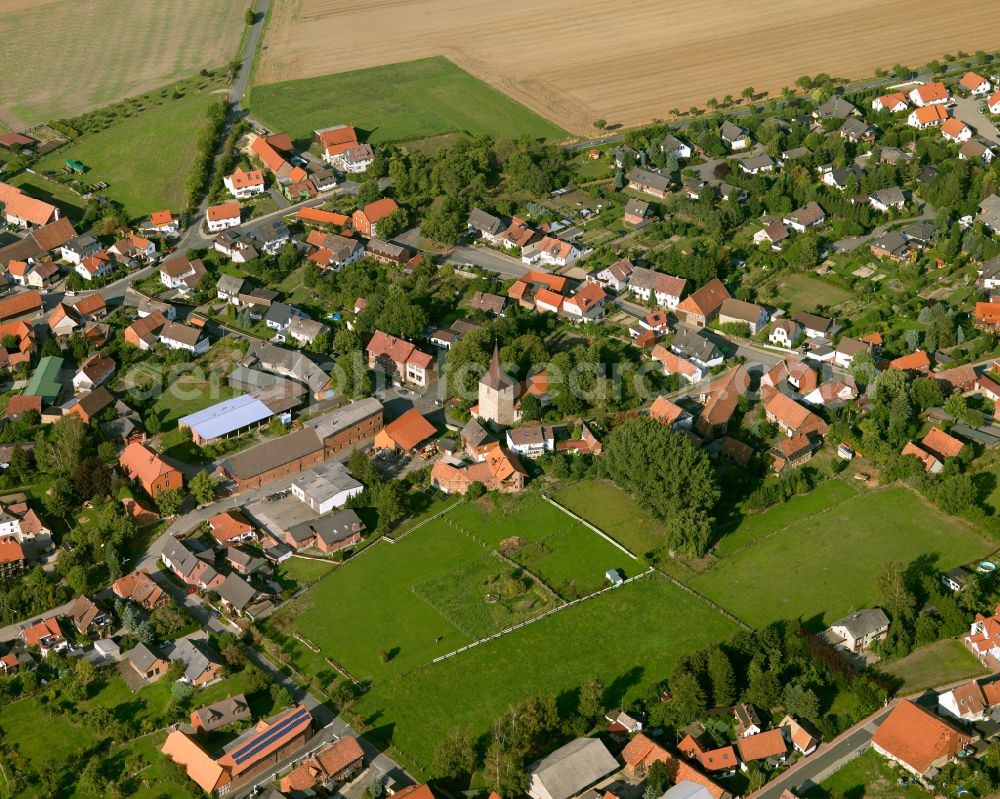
279, 556, 336, 587
689, 485, 995, 628
447, 493, 575, 547
552, 480, 669, 559
776, 273, 855, 313
152, 375, 241, 429
882, 639, 988, 694
349, 575, 738, 774
510, 523, 631, 599
803, 749, 930, 799
247, 56, 569, 145
34, 86, 222, 216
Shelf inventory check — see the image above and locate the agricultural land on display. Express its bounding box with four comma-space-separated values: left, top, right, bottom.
0, 0, 245, 129
255, 0, 1000, 132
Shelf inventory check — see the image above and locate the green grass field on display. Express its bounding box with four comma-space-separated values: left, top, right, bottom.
247, 56, 569, 145
803, 749, 930, 799
34, 87, 223, 216
349, 575, 738, 773
776, 273, 855, 313
412, 553, 559, 639
690, 485, 995, 628
552, 480, 669, 558
510, 524, 630, 599
881, 639, 988, 693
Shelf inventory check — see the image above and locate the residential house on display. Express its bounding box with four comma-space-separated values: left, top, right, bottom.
288, 316, 328, 346
19, 617, 66, 656
922, 426, 964, 461
285, 509, 366, 554
208, 510, 256, 546
217, 573, 257, 618
869, 186, 906, 212
814, 96, 858, 120
191, 694, 252, 733
112, 568, 168, 610
60, 233, 100, 265
366, 238, 415, 266
562, 282, 608, 322
624, 198, 652, 225
909, 82, 950, 107
959, 139, 994, 164
652, 346, 703, 384
977, 194, 1000, 234
959, 72, 991, 96
621, 734, 727, 799
661, 134, 692, 159
989, 89, 1000, 115
352, 198, 399, 238
523, 236, 582, 268
72, 352, 115, 392
649, 395, 693, 429
718, 298, 768, 335
527, 738, 619, 799
506, 426, 555, 459
677, 733, 738, 776
870, 231, 912, 262
902, 440, 943, 474
871, 700, 970, 778
366, 330, 434, 387
765, 392, 828, 438
696, 365, 750, 437
279, 735, 365, 794
736, 730, 788, 768
783, 201, 825, 233
48, 303, 81, 337
821, 164, 864, 190
69, 594, 111, 637
720, 121, 750, 150
627, 167, 672, 198
127, 643, 170, 682
734, 702, 762, 736
159, 321, 209, 354
938, 680, 1000, 723
172, 637, 224, 686
216, 274, 246, 304
739, 154, 775, 174
753, 221, 789, 250
761, 358, 818, 395
908, 105, 950, 129
148, 210, 179, 236
119, 440, 183, 497
75, 251, 114, 281
677, 279, 730, 327
470, 291, 507, 316
839, 118, 875, 143
834, 337, 870, 368
124, 310, 167, 350
67, 385, 115, 424
308, 232, 364, 270
768, 319, 800, 347
888, 350, 931, 373
206, 201, 241, 232
628, 266, 686, 310
588, 258, 634, 292
872, 93, 909, 113
223, 167, 265, 199
941, 118, 973, 143
467, 208, 507, 243
0, 538, 25, 579
671, 328, 723, 368
826, 608, 890, 653
780, 715, 819, 755
160, 257, 207, 291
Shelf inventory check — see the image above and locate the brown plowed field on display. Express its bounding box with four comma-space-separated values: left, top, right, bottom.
257, 0, 999, 135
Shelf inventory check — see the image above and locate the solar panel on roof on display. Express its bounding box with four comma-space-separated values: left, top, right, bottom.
230, 707, 310, 765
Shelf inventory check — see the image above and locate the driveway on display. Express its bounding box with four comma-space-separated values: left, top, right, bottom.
832, 199, 936, 253
953, 95, 1000, 146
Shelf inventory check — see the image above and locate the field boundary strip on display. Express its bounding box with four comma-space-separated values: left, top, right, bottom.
430, 567, 656, 664
541, 494, 637, 560
383, 498, 464, 543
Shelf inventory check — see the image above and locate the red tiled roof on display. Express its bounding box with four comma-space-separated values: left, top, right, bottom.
888, 350, 930, 371
297, 207, 349, 226
207, 202, 240, 223
0, 183, 58, 226
737, 729, 787, 762
922, 426, 964, 459
677, 278, 730, 318
0, 290, 42, 321
872, 700, 970, 774
358, 198, 399, 224
376, 408, 436, 451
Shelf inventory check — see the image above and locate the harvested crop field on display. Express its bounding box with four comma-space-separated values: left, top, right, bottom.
257, 0, 1000, 134
0, 0, 245, 128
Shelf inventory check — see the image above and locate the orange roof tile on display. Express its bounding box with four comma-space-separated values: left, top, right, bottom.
737, 729, 787, 762
922, 426, 964, 459
872, 700, 970, 774
376, 408, 436, 451
888, 350, 930, 371
207, 202, 240, 223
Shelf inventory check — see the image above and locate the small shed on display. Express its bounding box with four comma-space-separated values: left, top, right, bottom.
606, 569, 624, 586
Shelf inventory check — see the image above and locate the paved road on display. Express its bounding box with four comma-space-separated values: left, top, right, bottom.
953, 95, 1000, 146
445, 243, 531, 278
0, 598, 78, 642
753, 705, 896, 799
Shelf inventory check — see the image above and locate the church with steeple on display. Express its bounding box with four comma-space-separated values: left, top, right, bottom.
478, 343, 516, 427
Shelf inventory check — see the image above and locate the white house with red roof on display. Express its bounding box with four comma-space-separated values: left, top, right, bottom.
965, 604, 1000, 665
941, 118, 973, 144
652, 345, 702, 384
959, 71, 991, 96
872, 93, 909, 113
75, 251, 114, 281
352, 198, 399, 238
989, 90, 1000, 115
223, 166, 266, 199
19, 616, 67, 656
562, 282, 608, 322
908, 105, 950, 129
523, 236, 582, 267
909, 82, 950, 107
206, 201, 241, 232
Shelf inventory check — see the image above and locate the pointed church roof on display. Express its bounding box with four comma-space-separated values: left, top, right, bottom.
480, 343, 514, 391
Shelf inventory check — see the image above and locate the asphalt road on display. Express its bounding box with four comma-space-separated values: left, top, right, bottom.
953, 95, 1000, 146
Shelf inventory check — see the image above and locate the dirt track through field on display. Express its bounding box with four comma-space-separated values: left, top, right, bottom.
257, 0, 1000, 135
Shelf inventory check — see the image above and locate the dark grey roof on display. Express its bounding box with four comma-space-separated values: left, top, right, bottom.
286, 509, 365, 547
815, 96, 857, 119
127, 642, 163, 673
873, 231, 909, 255
671, 328, 721, 363
827, 165, 864, 187
192, 693, 251, 732
839, 118, 873, 139
720, 121, 749, 142
461, 417, 492, 447
467, 208, 505, 236
264, 302, 295, 326
249, 218, 290, 245
739, 154, 775, 171
626, 167, 671, 193
870, 186, 905, 207
902, 221, 936, 244
171, 637, 223, 682
217, 573, 256, 611
217, 274, 246, 295
829, 608, 889, 638
221, 427, 324, 481
660, 134, 688, 153
624, 198, 651, 217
